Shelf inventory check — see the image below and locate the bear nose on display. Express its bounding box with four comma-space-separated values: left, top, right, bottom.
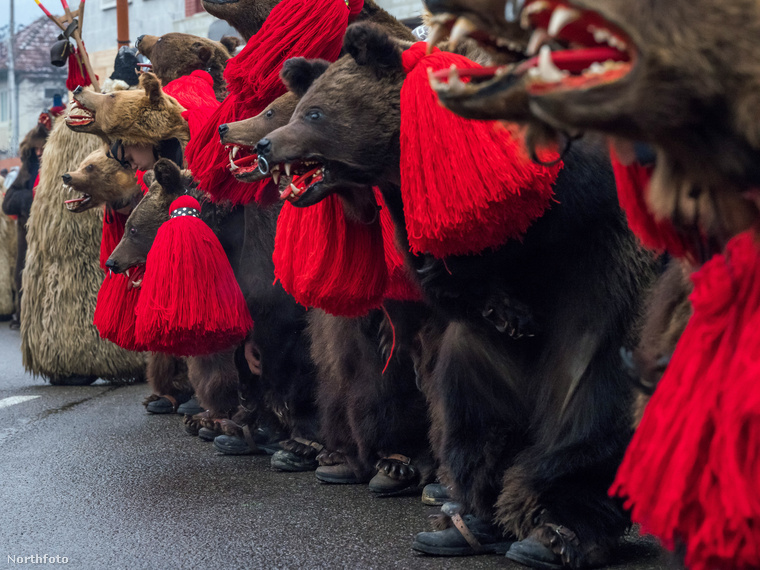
136, 35, 145, 49
256, 138, 272, 156
218, 124, 229, 140
105, 258, 118, 272
73, 85, 83, 95
61, 173, 72, 184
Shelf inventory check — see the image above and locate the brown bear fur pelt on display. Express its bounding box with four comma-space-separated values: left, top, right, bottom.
20, 117, 145, 382
309, 304, 434, 482
0, 210, 16, 318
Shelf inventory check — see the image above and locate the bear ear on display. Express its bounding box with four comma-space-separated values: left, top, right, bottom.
152, 158, 184, 196
280, 58, 330, 97
219, 36, 241, 56
196, 44, 212, 64
139, 72, 163, 104
343, 23, 402, 78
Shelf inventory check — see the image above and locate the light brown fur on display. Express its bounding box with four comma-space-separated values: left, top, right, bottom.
21, 117, 145, 381
67, 73, 189, 146
63, 148, 140, 213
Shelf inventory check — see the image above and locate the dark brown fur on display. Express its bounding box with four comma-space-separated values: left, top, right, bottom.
144, 352, 192, 402
309, 305, 434, 482
630, 259, 693, 427
258, 25, 655, 563
136, 33, 239, 101
431, 0, 760, 240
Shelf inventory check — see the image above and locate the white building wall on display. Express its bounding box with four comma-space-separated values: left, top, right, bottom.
82, 0, 186, 54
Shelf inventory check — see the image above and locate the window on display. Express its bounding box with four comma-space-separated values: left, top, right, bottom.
0, 91, 8, 122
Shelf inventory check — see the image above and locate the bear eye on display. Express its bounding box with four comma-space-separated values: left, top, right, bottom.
129, 227, 137, 236
86, 164, 94, 172
305, 109, 323, 122
265, 110, 274, 118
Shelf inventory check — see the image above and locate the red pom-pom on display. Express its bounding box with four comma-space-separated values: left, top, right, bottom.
170, 195, 201, 212
402, 43, 560, 258
135, 198, 252, 355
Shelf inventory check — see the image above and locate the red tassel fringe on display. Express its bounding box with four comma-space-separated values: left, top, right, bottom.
402, 43, 560, 258
609, 146, 696, 260
185, 0, 352, 205
93, 208, 144, 350
611, 230, 760, 570
65, 48, 93, 92
135, 196, 252, 356
273, 196, 388, 317
163, 71, 221, 140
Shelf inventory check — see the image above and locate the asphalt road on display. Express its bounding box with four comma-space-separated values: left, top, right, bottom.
0, 322, 679, 570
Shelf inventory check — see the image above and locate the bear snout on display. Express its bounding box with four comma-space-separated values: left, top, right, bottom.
136, 35, 145, 49
256, 138, 272, 157
73, 86, 83, 95
105, 258, 119, 272
61, 173, 72, 184
218, 123, 229, 140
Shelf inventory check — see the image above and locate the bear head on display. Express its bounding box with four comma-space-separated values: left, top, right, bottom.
429, 0, 760, 236
62, 148, 140, 213
136, 33, 240, 101
66, 72, 189, 147
220, 91, 300, 183
107, 159, 196, 274
255, 24, 407, 208
201, 0, 283, 41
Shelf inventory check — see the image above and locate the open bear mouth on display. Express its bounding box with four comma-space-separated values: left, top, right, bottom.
63, 183, 92, 211
271, 160, 325, 203
516, 1, 635, 95
124, 265, 146, 289
429, 1, 635, 95
426, 12, 527, 60
226, 144, 276, 182
66, 99, 96, 127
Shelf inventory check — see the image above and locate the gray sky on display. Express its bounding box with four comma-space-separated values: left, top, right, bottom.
7, 0, 83, 31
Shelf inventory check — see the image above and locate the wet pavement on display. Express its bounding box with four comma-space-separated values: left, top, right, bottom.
0, 322, 677, 569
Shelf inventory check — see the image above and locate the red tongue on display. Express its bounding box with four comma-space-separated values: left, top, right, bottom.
431, 47, 627, 83
233, 153, 259, 168
293, 166, 322, 190
432, 67, 501, 81
519, 46, 628, 73
64, 197, 86, 204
